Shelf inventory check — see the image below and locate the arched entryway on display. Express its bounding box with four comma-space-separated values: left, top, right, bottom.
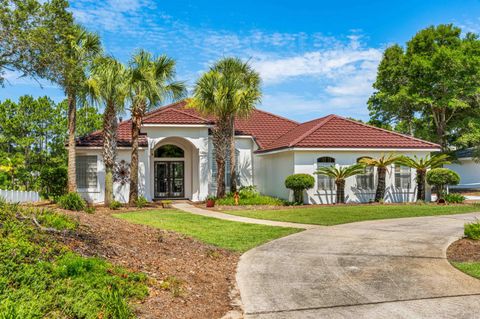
150, 137, 200, 200
153, 144, 185, 198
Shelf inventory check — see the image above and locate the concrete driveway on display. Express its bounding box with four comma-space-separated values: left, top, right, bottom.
237, 213, 480, 318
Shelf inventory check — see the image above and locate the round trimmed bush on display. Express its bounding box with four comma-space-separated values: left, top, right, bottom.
285, 174, 315, 204
426, 168, 460, 200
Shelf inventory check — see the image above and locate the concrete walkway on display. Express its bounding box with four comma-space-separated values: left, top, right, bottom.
237, 212, 480, 318
172, 203, 318, 229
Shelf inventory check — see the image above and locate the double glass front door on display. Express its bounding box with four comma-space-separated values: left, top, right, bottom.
154, 161, 184, 198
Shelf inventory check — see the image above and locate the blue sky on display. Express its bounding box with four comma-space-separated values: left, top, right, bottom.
2, 0, 480, 122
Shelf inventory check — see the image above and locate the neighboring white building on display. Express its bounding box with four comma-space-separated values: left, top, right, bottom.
75, 101, 440, 204
447, 148, 480, 191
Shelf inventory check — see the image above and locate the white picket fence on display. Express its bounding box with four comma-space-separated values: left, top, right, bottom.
0, 189, 41, 203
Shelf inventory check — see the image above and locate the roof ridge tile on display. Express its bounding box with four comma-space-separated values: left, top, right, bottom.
336, 115, 440, 147
288, 115, 335, 147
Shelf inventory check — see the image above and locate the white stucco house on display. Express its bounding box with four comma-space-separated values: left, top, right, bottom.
446, 148, 480, 191
75, 101, 440, 204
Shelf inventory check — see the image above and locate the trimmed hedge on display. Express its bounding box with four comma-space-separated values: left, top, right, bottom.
285, 174, 315, 204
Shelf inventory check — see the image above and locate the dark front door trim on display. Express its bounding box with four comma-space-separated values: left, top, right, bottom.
154, 161, 185, 198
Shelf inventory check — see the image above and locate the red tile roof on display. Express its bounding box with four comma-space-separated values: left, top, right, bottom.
133, 100, 298, 148
76, 120, 148, 147
76, 101, 440, 151
257, 114, 440, 152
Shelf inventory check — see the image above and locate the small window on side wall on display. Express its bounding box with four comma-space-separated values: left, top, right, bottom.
395, 165, 411, 189
317, 157, 335, 191
76, 156, 97, 189
356, 157, 374, 190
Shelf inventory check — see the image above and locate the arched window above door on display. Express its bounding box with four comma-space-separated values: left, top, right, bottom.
154, 144, 184, 158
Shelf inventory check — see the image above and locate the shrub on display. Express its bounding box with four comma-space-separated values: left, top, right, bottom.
215, 193, 285, 206
285, 174, 315, 204
109, 200, 122, 210
426, 168, 460, 200
444, 193, 466, 204
135, 196, 148, 208
465, 220, 480, 240
57, 192, 86, 211
39, 165, 68, 199
84, 206, 96, 214
238, 185, 258, 199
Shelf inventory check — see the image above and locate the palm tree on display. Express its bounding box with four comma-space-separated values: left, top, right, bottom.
315, 164, 365, 204
359, 154, 402, 202
190, 57, 261, 197
87, 57, 128, 206
396, 154, 451, 201
126, 50, 186, 205
57, 25, 102, 193
210, 58, 261, 193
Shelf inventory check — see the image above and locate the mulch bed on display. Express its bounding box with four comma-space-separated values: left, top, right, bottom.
49, 205, 240, 319
447, 238, 480, 262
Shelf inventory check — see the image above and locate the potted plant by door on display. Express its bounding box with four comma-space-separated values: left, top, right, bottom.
206, 195, 216, 208
161, 200, 173, 209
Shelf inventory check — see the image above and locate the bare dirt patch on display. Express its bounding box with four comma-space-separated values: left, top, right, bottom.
51, 205, 240, 319
447, 238, 480, 262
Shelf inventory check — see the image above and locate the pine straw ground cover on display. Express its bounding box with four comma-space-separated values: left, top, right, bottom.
58, 206, 240, 319
448, 239, 480, 280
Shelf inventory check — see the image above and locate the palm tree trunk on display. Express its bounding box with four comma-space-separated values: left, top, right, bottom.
213, 120, 229, 198
375, 166, 387, 202
229, 116, 237, 193
103, 101, 117, 207
67, 92, 77, 193
129, 104, 143, 206
416, 169, 426, 201
336, 180, 345, 204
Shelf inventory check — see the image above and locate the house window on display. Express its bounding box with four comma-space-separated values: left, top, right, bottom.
76, 156, 97, 189
317, 157, 335, 191
154, 144, 184, 158
356, 157, 374, 190
395, 165, 411, 189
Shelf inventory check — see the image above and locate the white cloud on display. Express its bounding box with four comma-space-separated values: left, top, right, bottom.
260, 92, 371, 122
251, 42, 381, 85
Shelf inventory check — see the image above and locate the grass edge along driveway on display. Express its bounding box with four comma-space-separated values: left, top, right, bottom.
114, 209, 301, 252
452, 262, 480, 282
222, 204, 480, 226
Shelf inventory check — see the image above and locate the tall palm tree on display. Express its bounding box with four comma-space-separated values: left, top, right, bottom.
87, 57, 128, 206
359, 154, 402, 202
126, 50, 186, 205
315, 164, 365, 204
58, 25, 102, 193
210, 58, 261, 193
396, 153, 451, 201
190, 57, 261, 197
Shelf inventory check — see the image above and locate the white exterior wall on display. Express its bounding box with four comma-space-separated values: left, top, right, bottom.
447, 158, 480, 189
255, 149, 432, 204
235, 137, 255, 187
254, 151, 294, 200
76, 148, 149, 204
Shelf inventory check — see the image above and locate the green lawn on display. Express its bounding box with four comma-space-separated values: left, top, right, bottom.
452, 262, 480, 279
114, 210, 301, 252
222, 204, 480, 226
